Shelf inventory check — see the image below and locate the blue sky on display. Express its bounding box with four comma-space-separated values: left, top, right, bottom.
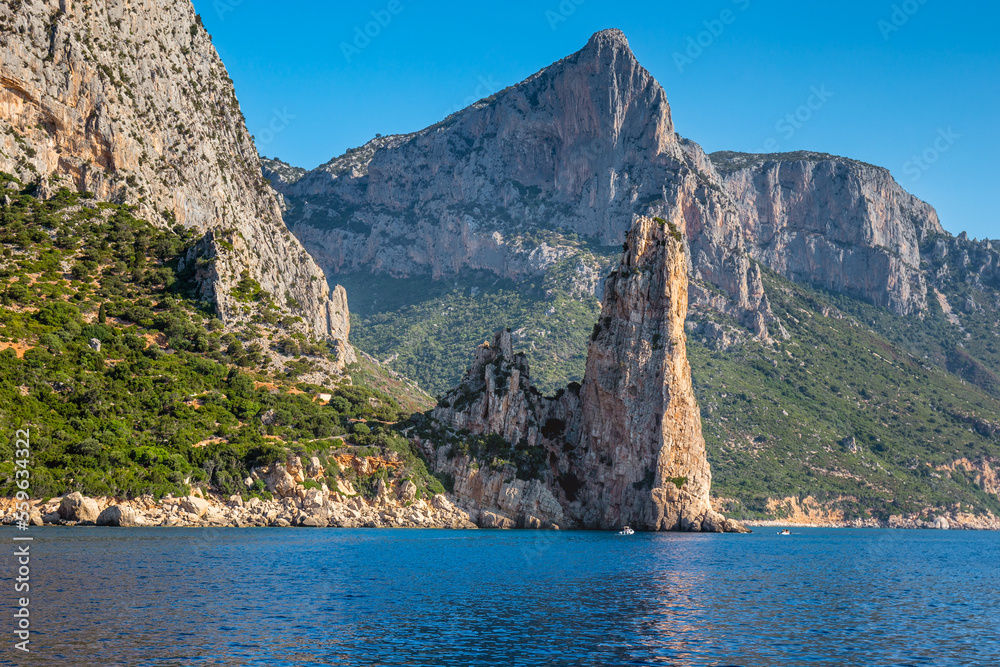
195, 0, 999, 239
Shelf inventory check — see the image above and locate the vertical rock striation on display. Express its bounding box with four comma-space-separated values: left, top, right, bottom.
0, 0, 351, 349
272, 29, 774, 337
431, 216, 746, 532
278, 29, 953, 350
710, 151, 945, 315
572, 217, 723, 530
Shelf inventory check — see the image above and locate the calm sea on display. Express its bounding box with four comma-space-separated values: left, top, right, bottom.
1, 527, 998, 666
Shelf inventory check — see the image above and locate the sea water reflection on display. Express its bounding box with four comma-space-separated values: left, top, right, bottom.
2, 527, 998, 666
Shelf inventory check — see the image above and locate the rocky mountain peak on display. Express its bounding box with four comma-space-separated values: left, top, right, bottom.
279, 27, 963, 382
587, 27, 630, 46
550, 27, 675, 153
576, 28, 639, 67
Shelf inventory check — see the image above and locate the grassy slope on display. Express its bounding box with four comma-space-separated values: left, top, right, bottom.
340, 251, 1000, 521
0, 175, 440, 501
692, 270, 1000, 521
341, 266, 606, 397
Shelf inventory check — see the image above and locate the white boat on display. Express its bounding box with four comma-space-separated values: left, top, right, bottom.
618, 526, 635, 535
777, 529, 791, 536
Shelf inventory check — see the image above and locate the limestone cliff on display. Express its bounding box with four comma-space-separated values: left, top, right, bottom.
710, 151, 945, 315
572, 216, 723, 530
274, 29, 772, 337
279, 29, 958, 349
0, 0, 351, 350
430, 217, 746, 532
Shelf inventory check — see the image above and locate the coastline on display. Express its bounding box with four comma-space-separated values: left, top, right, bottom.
5, 494, 999, 531
0, 490, 480, 530
741, 515, 1000, 531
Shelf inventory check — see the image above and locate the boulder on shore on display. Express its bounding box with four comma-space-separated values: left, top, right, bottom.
58, 492, 100, 523
479, 510, 515, 529
179, 495, 210, 517
97, 504, 139, 527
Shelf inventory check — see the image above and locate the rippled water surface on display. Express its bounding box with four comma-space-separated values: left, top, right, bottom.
2, 527, 999, 666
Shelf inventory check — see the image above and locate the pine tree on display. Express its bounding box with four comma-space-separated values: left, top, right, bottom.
98, 302, 107, 324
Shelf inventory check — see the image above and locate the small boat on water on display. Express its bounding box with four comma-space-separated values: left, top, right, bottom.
618, 526, 635, 535
777, 529, 791, 536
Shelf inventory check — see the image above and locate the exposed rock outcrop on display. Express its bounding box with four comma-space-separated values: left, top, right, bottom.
0, 0, 351, 350
58, 492, 99, 523
922, 232, 1000, 297
276, 29, 775, 338
2, 489, 481, 529
570, 216, 731, 531
709, 151, 945, 315
96, 504, 139, 527
279, 29, 957, 350
430, 217, 747, 532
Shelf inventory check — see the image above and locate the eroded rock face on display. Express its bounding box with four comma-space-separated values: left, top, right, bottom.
431, 217, 746, 532
433, 331, 542, 446
179, 495, 210, 518
97, 504, 139, 527
58, 492, 99, 523
710, 151, 945, 315
280, 29, 954, 345
277, 29, 774, 338
0, 0, 351, 348
570, 217, 719, 530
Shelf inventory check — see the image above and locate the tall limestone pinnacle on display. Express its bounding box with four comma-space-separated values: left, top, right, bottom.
575, 216, 722, 530
431, 216, 746, 532
0, 0, 352, 353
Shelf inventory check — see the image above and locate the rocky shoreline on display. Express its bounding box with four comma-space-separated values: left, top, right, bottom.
1, 489, 480, 530
0, 454, 487, 529
5, 453, 996, 532
6, 492, 998, 531
742, 513, 1000, 531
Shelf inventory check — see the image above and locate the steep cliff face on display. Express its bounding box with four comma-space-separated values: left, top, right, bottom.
284, 29, 675, 244
430, 217, 746, 532
0, 0, 350, 348
572, 217, 720, 530
710, 151, 944, 315
275, 29, 770, 336
281, 29, 960, 362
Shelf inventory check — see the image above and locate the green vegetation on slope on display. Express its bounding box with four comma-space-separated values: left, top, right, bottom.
341, 265, 607, 396
0, 174, 439, 500
691, 269, 1000, 521
337, 230, 1000, 521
